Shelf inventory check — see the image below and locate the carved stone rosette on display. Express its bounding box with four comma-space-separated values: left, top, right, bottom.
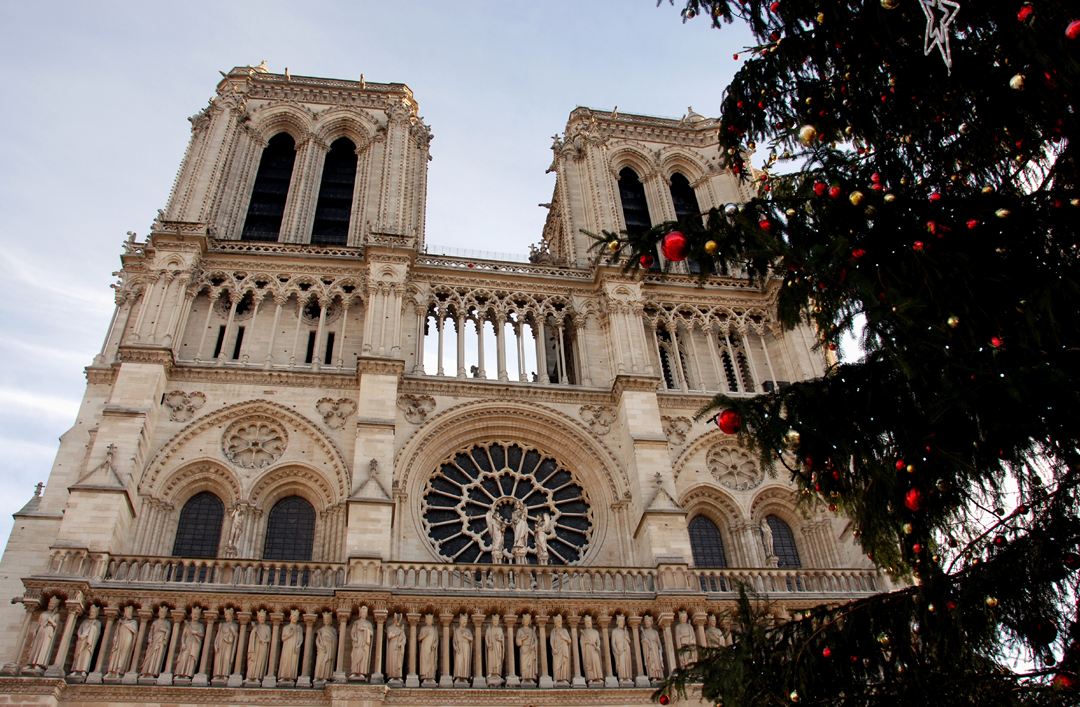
222, 417, 287, 468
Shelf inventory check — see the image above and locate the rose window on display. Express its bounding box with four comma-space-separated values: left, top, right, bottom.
707, 444, 763, 491
223, 418, 287, 468
421, 442, 593, 565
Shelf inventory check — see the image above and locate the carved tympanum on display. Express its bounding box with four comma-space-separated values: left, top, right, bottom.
397, 394, 436, 424
164, 391, 206, 422
315, 397, 357, 429
707, 444, 763, 491
223, 417, 287, 468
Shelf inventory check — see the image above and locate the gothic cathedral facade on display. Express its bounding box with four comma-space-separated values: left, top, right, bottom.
0, 66, 880, 706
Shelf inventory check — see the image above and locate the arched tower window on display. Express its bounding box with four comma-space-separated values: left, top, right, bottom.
688, 515, 728, 567
171, 492, 224, 558
242, 133, 297, 242
669, 172, 702, 225
618, 167, 659, 272
765, 514, 801, 568
263, 496, 316, 561
311, 137, 358, 246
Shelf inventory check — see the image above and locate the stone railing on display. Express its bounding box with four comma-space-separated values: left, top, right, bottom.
415, 254, 592, 279
102, 555, 346, 590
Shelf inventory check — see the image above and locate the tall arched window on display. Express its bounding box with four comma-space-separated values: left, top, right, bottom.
669, 172, 702, 225
242, 133, 297, 242
311, 137, 358, 246
765, 515, 801, 568
688, 515, 728, 567
263, 496, 316, 561
618, 167, 651, 233
172, 492, 224, 558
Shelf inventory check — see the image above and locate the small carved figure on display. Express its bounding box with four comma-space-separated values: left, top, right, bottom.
579, 615, 603, 683
673, 610, 698, 667
704, 615, 725, 648
277, 609, 303, 681
175, 607, 205, 678
213, 608, 238, 678
610, 614, 633, 681
641, 615, 664, 680
70, 605, 101, 676
349, 606, 374, 679
511, 507, 531, 565
313, 612, 337, 682
516, 613, 537, 683
485, 507, 508, 564
106, 606, 139, 678
227, 506, 245, 550
385, 614, 406, 680
485, 614, 504, 685
25, 596, 61, 669
246, 610, 271, 681
549, 615, 571, 683
535, 513, 556, 566
418, 614, 438, 682
760, 518, 775, 558
452, 614, 473, 681
141, 606, 172, 676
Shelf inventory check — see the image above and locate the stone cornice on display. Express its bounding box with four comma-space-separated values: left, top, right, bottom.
169, 364, 358, 390
357, 357, 406, 378
400, 376, 612, 406
117, 345, 175, 374
611, 374, 662, 401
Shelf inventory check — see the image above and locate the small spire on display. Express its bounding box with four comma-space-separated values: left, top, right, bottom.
33, 482, 43, 498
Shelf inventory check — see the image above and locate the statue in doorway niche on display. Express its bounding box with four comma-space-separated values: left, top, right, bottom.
484, 506, 508, 564
140, 605, 171, 677
511, 506, 531, 565
516, 613, 537, 684
313, 612, 337, 682
24, 596, 61, 670
349, 606, 374, 680
70, 605, 102, 677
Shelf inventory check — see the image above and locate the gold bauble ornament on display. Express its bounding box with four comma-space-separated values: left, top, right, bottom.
906, 464, 915, 474
903, 522, 914, 535
986, 596, 998, 608
995, 208, 1011, 219
881, 0, 900, 8
786, 208, 797, 217
947, 316, 960, 328
783, 428, 801, 449
1071, 198, 1079, 207
790, 691, 800, 703
1009, 74, 1025, 90
849, 190, 864, 206
798, 124, 817, 145
608, 240, 621, 253
884, 193, 896, 203
816, 12, 825, 22
704, 240, 719, 255
982, 185, 995, 194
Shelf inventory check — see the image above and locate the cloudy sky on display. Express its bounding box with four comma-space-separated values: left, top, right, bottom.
0, 1, 754, 542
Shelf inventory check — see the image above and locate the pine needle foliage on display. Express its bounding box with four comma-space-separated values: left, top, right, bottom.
590, 0, 1080, 703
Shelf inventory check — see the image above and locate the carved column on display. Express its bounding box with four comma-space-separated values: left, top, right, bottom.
262, 612, 283, 688
311, 300, 329, 372
536, 615, 551, 688
693, 612, 708, 650
412, 304, 427, 374
123, 608, 151, 684
471, 612, 486, 688
659, 615, 677, 677
455, 312, 466, 378
1, 599, 38, 674
535, 317, 549, 383
599, 614, 617, 688
503, 614, 518, 687
264, 295, 286, 368
193, 610, 217, 686
333, 609, 350, 683
628, 615, 649, 687
371, 609, 386, 685
193, 290, 221, 363
568, 615, 584, 688
290, 294, 308, 366
556, 319, 569, 384
157, 609, 186, 686
390, 286, 404, 358
45, 601, 83, 678
495, 315, 508, 381
298, 613, 317, 688
438, 612, 453, 688
435, 311, 445, 375
405, 612, 420, 688
86, 604, 116, 682
575, 318, 592, 386
515, 321, 527, 381
337, 297, 350, 368
216, 290, 241, 365
230, 611, 250, 687
475, 316, 486, 379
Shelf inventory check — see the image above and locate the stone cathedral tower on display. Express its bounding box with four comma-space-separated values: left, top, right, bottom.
0, 66, 881, 706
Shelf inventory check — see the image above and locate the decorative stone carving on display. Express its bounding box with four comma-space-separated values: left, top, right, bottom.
760, 518, 779, 567
485, 614, 504, 686
397, 394, 436, 424
175, 607, 205, 679
708, 444, 763, 491
674, 610, 697, 668
705, 614, 724, 648
225, 504, 247, 557
579, 404, 616, 435
516, 613, 538, 684
222, 417, 287, 468
579, 615, 602, 684
549, 615, 571, 685
640, 615, 664, 681
315, 397, 356, 429
661, 416, 693, 446
245, 610, 271, 682
348, 606, 373, 680
313, 612, 336, 682
140, 606, 171, 677
385, 613, 406, 681
277, 609, 303, 682
106, 606, 138, 679
610, 614, 633, 683
70, 605, 101, 677
418, 614, 438, 684
421, 442, 593, 566
452, 614, 473, 684
24, 596, 61, 670
213, 608, 238, 678
163, 391, 206, 422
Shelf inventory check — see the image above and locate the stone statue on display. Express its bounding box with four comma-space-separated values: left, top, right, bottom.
140, 606, 172, 676
277, 609, 303, 681
213, 608, 238, 678
452, 614, 473, 682
418, 614, 438, 682
516, 613, 537, 683
511, 507, 531, 565
175, 607, 205, 678
484, 507, 508, 563
227, 505, 245, 549
673, 610, 697, 667
760, 518, 775, 558
349, 606, 373, 680
549, 615, 571, 684
610, 614, 632, 682
245, 610, 271, 681
704, 615, 725, 648
579, 615, 602, 684
313, 612, 337, 682
535, 513, 556, 565
485, 614, 504, 685
106, 606, 138, 678
641, 615, 664, 680
25, 596, 61, 669
70, 605, 101, 676
385, 613, 406, 680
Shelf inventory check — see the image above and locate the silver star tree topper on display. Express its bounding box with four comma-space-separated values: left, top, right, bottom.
920, 0, 961, 73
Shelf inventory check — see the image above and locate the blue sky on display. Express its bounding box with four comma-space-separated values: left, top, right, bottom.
0, 1, 755, 542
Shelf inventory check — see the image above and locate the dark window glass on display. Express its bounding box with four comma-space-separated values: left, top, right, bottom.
263, 496, 316, 561
688, 515, 728, 568
311, 138, 358, 246
766, 515, 802, 568
172, 492, 224, 558
618, 168, 660, 272
669, 172, 702, 225
242, 133, 297, 242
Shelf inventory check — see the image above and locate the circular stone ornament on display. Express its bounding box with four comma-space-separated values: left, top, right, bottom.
222, 417, 288, 468
707, 444, 764, 491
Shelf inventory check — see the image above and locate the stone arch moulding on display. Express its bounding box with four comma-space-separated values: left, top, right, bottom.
395, 398, 629, 566
248, 463, 339, 512
247, 101, 317, 144
748, 486, 803, 525
679, 483, 745, 530
658, 147, 712, 184
311, 106, 380, 149
155, 459, 242, 509
608, 146, 658, 181
141, 398, 351, 504
671, 428, 741, 481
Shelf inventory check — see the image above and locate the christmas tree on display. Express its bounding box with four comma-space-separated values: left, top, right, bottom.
598, 1, 1080, 704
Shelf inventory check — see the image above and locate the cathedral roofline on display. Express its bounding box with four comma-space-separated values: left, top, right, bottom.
215, 63, 415, 106
566, 105, 719, 135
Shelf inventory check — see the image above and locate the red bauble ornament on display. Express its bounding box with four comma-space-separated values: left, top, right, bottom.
1053, 672, 1077, 690
1030, 620, 1058, 646
967, 219, 980, 229
828, 185, 842, 199
913, 241, 925, 251
993, 534, 1006, 546
640, 254, 655, 268
759, 219, 772, 231
822, 647, 832, 658
718, 410, 742, 435
770, 1, 780, 10
813, 182, 827, 196
1068, 20, 1080, 40
1063, 552, 1080, 571
852, 248, 867, 259
895, 459, 906, 471
929, 192, 942, 202
991, 336, 1003, 348
871, 172, 881, 183
661, 231, 690, 261
904, 488, 925, 511
913, 543, 922, 554
1017, 5, 1033, 22
660, 695, 671, 706
734, 54, 740, 60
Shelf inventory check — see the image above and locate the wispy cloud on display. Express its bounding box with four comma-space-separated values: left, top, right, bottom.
0, 387, 80, 419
